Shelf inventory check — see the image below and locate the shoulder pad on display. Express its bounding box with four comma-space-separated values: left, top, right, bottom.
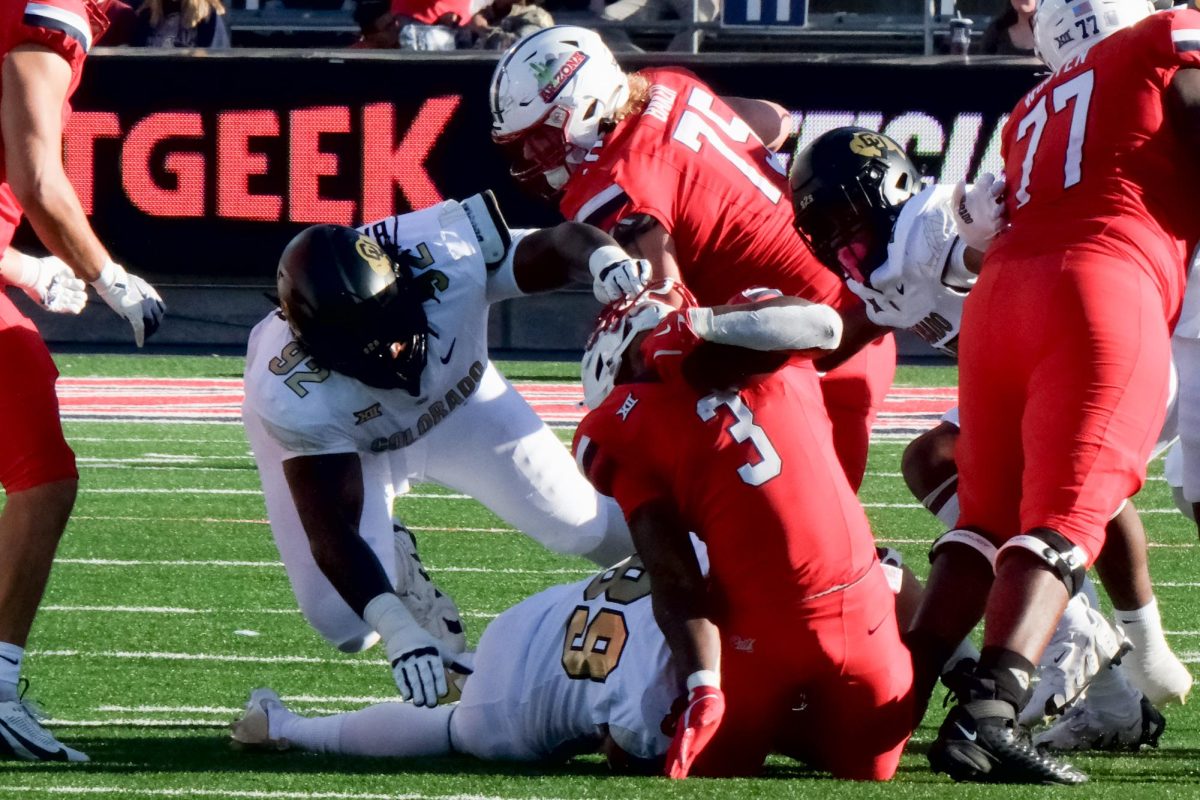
887, 184, 958, 283
460, 191, 512, 268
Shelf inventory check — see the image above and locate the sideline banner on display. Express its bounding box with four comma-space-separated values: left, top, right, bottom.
27, 51, 1041, 282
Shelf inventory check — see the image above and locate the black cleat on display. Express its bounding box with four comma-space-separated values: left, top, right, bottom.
929, 664, 1088, 785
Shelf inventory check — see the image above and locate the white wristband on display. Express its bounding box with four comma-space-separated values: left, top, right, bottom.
686, 669, 721, 691
14, 253, 41, 289
91, 260, 120, 290
363, 593, 422, 659
587, 245, 630, 277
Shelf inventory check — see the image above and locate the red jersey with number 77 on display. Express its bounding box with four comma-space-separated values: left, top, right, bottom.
993, 7, 1200, 321
558, 66, 854, 311
571, 356, 878, 619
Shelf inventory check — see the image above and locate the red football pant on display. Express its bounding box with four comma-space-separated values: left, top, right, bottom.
0, 295, 77, 493
820, 333, 897, 491
956, 251, 1173, 562
691, 564, 914, 780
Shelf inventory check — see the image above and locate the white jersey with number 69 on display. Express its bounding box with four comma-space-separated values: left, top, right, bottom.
451, 556, 677, 763
243, 199, 515, 459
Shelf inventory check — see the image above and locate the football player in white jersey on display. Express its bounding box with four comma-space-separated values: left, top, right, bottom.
231, 553, 676, 768
242, 192, 650, 708
789, 127, 1184, 750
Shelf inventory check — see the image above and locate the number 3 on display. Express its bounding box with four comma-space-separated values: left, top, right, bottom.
696, 391, 782, 486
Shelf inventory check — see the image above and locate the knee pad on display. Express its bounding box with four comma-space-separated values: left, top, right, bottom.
929, 528, 997, 570
995, 530, 1088, 595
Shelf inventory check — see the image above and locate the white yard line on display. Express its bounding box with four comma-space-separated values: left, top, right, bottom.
54, 558, 591, 575
40, 605, 496, 620
28, 650, 387, 666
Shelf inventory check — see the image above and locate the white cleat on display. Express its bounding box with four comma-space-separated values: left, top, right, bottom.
1021, 596, 1131, 728
1035, 690, 1165, 752
231, 688, 290, 751
0, 699, 87, 762
1119, 639, 1193, 709
393, 520, 467, 657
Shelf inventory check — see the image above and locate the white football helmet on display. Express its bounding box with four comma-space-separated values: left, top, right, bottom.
580, 280, 683, 409
1033, 0, 1154, 72
489, 26, 630, 197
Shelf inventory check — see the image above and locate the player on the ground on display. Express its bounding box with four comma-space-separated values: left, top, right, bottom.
883, 0, 1200, 784
790, 125, 1185, 750
572, 280, 914, 779
0, 0, 165, 763
242, 195, 641, 708
231, 553, 678, 768
487, 26, 898, 490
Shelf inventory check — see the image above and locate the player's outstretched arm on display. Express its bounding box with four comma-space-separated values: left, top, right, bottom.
2, 45, 164, 344
628, 499, 724, 779
283, 453, 454, 707
509, 220, 650, 301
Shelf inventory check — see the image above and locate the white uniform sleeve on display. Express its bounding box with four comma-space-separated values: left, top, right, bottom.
485, 228, 538, 305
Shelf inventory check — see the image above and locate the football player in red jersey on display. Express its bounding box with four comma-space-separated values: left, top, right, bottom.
572, 281, 914, 779
0, 0, 164, 762
895, 0, 1200, 784
488, 25, 898, 490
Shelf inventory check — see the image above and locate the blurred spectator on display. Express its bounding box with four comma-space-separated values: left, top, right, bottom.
459, 0, 553, 49
98, 0, 139, 44
390, 0, 470, 25
598, 0, 716, 52
979, 0, 1034, 55
134, 0, 231, 47
351, 0, 400, 46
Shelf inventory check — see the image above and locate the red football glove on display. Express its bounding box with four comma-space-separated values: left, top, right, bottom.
664, 680, 725, 779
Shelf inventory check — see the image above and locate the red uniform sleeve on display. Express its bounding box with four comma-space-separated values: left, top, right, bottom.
573, 394, 672, 518
1144, 7, 1200, 69
16, 0, 97, 68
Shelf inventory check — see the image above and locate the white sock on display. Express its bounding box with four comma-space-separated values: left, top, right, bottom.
0, 643, 24, 701
1115, 598, 1171, 661
278, 702, 453, 758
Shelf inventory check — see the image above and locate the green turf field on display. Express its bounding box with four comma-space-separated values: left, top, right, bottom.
1, 355, 1197, 798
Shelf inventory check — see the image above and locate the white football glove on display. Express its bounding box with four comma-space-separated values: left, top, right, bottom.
951, 172, 1006, 253
364, 593, 469, 708
588, 245, 652, 303
91, 261, 165, 347
12, 254, 87, 314
847, 274, 937, 330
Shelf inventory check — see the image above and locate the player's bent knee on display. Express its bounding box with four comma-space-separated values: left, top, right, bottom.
995, 528, 1087, 595
929, 528, 996, 570
901, 423, 958, 500
3, 478, 78, 533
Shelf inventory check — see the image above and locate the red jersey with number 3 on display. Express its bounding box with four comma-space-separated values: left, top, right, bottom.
559, 67, 853, 311
0, 0, 99, 255
572, 354, 878, 618
994, 7, 1200, 321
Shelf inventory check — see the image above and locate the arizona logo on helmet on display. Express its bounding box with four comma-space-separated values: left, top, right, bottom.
535, 50, 589, 103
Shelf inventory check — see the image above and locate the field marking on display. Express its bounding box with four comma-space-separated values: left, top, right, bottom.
0, 786, 577, 800
54, 558, 592, 575
40, 605, 497, 621
29, 650, 387, 667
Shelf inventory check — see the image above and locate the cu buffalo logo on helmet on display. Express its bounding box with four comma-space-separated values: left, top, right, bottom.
849, 131, 901, 159
355, 237, 392, 277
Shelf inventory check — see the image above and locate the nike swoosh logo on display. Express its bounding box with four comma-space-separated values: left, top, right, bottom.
0, 655, 17, 666
895, 284, 905, 295
439, 338, 456, 365
0, 719, 68, 761
954, 721, 977, 742
1052, 650, 1067, 665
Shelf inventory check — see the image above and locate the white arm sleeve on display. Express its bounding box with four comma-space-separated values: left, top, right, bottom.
484, 228, 538, 305
687, 303, 843, 352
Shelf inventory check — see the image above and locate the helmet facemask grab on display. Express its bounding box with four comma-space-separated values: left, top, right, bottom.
489, 26, 630, 199
580, 280, 692, 409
